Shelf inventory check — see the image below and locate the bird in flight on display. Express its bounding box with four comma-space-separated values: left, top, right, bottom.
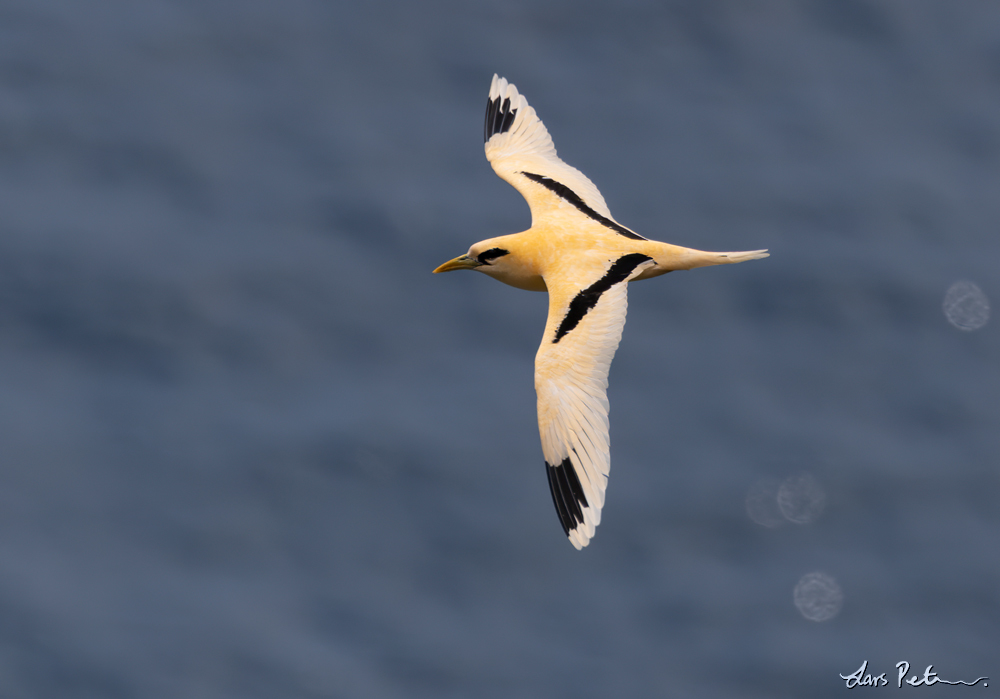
435, 75, 768, 549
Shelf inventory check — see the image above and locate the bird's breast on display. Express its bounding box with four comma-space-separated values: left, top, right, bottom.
488, 265, 547, 291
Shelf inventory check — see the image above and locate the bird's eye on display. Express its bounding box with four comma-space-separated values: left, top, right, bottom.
476, 248, 510, 265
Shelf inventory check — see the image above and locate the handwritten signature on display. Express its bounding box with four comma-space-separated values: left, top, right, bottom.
840, 660, 988, 688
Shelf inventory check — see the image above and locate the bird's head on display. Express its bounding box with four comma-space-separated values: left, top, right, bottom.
433, 242, 510, 275
433, 236, 545, 291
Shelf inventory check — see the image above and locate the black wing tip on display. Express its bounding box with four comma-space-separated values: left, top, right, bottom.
546, 457, 588, 535
485, 84, 518, 143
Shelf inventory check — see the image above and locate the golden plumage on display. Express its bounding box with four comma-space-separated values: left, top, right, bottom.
435, 75, 768, 549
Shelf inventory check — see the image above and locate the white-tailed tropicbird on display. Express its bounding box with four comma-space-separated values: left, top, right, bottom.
435, 75, 768, 549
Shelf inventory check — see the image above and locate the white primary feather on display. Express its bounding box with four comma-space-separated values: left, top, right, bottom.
485, 74, 615, 224
435, 75, 769, 549
535, 256, 655, 549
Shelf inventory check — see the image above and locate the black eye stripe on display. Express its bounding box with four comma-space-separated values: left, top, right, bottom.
476, 248, 510, 264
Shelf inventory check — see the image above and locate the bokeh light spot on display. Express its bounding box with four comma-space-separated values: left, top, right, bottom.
777, 473, 825, 524
746, 478, 785, 528
793, 572, 843, 622
943, 280, 989, 331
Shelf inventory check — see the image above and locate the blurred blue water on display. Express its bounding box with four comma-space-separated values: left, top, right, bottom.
0, 1, 997, 696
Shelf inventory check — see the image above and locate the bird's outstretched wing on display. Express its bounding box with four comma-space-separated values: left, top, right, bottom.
485, 75, 644, 241
534, 252, 656, 549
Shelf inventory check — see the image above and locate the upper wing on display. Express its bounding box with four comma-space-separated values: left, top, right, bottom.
485, 75, 618, 226
534, 252, 656, 549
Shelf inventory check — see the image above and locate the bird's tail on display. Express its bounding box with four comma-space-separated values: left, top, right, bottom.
713, 249, 770, 264
642, 243, 769, 272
